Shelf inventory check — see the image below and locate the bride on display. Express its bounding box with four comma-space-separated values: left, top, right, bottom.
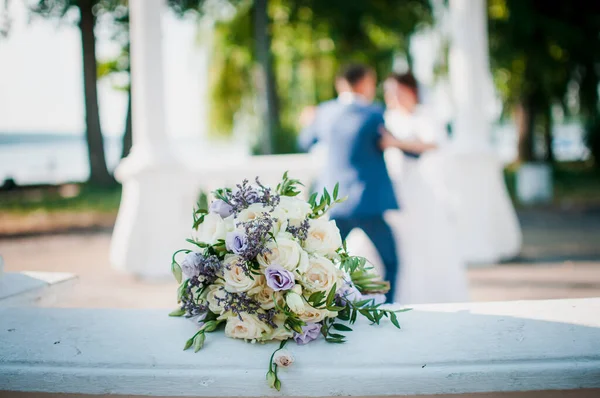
346, 72, 469, 304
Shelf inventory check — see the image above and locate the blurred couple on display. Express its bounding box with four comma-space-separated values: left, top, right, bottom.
299, 64, 468, 304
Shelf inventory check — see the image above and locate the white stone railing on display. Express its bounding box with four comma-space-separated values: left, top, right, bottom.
1, 298, 599, 397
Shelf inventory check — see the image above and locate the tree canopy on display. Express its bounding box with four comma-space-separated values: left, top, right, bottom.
488, 0, 600, 163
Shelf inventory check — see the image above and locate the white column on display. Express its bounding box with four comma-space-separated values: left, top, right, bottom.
447, 0, 522, 264
110, 0, 198, 278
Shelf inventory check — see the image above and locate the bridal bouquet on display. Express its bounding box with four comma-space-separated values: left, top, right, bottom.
170, 172, 408, 390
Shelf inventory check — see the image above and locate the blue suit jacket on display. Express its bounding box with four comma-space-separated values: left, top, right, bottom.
299, 99, 398, 218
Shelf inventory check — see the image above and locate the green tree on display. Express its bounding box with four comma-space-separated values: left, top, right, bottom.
31, 0, 120, 186
208, 0, 432, 153
488, 0, 600, 165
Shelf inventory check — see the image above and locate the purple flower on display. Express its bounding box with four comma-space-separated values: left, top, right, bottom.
226, 230, 248, 255
180, 252, 203, 279
209, 199, 233, 218
336, 281, 362, 305
244, 188, 261, 204
294, 323, 321, 345
265, 265, 295, 291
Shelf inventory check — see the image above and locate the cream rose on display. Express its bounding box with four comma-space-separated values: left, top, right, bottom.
298, 304, 336, 323
223, 255, 261, 293
224, 312, 271, 341
304, 218, 343, 257
277, 196, 311, 222
236, 203, 270, 224
195, 212, 228, 244
253, 281, 284, 310
301, 255, 339, 293
206, 284, 227, 314
257, 235, 303, 272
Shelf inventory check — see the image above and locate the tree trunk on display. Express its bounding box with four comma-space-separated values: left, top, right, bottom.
541, 106, 554, 163
78, 0, 114, 186
516, 96, 535, 163
253, 0, 279, 154
121, 89, 133, 159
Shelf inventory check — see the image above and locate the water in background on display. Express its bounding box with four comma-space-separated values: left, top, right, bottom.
0, 123, 590, 186
0, 133, 249, 186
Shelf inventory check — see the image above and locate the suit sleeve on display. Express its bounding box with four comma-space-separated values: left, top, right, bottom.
367, 109, 386, 149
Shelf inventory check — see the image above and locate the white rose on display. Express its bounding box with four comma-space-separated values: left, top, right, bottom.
257, 235, 303, 272
206, 284, 227, 314
224, 312, 271, 341
277, 196, 311, 222
304, 218, 343, 257
298, 304, 336, 323
301, 255, 339, 293
195, 212, 227, 244
268, 315, 294, 341
273, 349, 295, 367
236, 203, 270, 223
223, 255, 262, 293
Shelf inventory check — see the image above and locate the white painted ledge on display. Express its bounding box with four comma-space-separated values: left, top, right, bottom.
0, 271, 77, 306
1, 299, 599, 397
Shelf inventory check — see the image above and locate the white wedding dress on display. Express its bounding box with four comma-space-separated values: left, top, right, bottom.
346, 106, 469, 304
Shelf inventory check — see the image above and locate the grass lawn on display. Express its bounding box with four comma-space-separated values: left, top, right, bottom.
0, 184, 121, 236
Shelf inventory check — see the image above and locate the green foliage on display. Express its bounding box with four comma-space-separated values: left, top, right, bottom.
209, 0, 432, 151
488, 0, 600, 163
276, 171, 304, 197
308, 183, 346, 218
0, 184, 121, 214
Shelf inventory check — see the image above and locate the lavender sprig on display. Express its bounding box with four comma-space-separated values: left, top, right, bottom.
286, 218, 310, 242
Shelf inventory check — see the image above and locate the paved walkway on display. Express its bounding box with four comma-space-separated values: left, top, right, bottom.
1, 208, 599, 308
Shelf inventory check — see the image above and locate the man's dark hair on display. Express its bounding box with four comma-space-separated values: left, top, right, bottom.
337, 64, 373, 87
390, 72, 418, 95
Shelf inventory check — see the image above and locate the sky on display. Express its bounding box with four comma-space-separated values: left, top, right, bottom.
0, 0, 210, 138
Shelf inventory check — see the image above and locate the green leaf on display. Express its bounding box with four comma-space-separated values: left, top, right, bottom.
350, 308, 358, 324
328, 332, 346, 339
171, 261, 182, 284
183, 337, 194, 351
353, 298, 375, 308
390, 312, 401, 329
323, 188, 331, 205
274, 379, 281, 391
395, 308, 413, 313
325, 283, 337, 307
308, 291, 325, 307
332, 323, 353, 332
168, 308, 185, 317
325, 337, 346, 344
337, 311, 350, 321
333, 183, 339, 200
193, 332, 206, 352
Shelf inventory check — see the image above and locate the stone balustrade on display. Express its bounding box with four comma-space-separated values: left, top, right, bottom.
1, 298, 599, 397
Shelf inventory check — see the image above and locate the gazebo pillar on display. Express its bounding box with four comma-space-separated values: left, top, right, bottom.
447, 0, 522, 263
110, 0, 197, 278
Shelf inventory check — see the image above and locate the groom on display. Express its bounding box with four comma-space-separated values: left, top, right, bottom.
299, 64, 399, 302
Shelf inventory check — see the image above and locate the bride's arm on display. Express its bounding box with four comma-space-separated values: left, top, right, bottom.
378, 127, 437, 154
